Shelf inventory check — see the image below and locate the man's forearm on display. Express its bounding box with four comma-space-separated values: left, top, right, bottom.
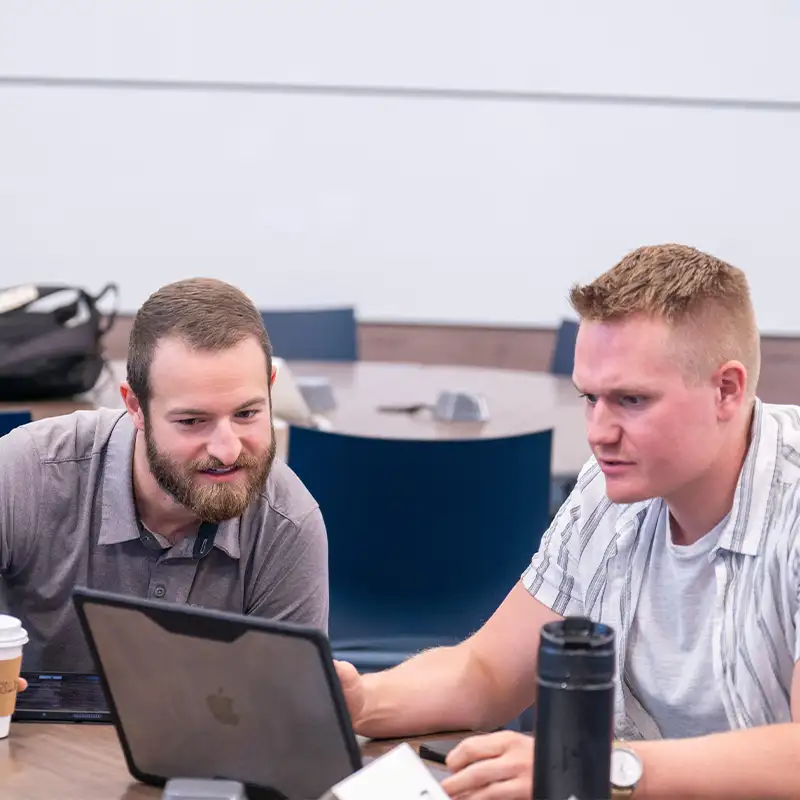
356, 644, 493, 739
630, 723, 800, 799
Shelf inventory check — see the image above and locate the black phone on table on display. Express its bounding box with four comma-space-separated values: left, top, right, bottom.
418, 738, 460, 764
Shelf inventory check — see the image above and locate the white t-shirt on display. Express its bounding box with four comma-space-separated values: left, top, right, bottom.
626, 508, 731, 738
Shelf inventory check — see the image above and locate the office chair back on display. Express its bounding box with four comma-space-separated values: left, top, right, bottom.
549, 318, 579, 376
0, 410, 32, 437
287, 426, 552, 646
261, 307, 358, 361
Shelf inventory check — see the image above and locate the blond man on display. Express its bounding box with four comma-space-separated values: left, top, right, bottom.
336, 244, 800, 798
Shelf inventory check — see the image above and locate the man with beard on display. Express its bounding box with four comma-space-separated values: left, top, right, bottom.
0, 278, 328, 673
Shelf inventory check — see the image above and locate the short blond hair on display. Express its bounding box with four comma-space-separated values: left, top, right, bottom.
569, 244, 761, 394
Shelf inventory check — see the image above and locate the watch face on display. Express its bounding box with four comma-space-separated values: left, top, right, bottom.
611, 748, 643, 788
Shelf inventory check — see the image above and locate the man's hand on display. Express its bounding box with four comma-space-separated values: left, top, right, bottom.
334, 660, 366, 730
441, 731, 533, 799
17, 677, 27, 692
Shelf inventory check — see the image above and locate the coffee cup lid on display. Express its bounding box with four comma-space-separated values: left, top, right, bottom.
0, 614, 29, 648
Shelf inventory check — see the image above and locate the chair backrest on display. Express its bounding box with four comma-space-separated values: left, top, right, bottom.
261, 307, 358, 362
287, 426, 552, 643
549, 318, 579, 376
0, 410, 32, 437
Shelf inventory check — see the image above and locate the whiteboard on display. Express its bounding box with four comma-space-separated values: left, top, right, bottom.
1, 0, 799, 102
1, 1, 799, 331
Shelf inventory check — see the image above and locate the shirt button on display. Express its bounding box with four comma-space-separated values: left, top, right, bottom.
153, 585, 166, 599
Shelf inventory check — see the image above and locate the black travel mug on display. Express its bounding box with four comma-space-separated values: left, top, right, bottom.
532, 616, 616, 800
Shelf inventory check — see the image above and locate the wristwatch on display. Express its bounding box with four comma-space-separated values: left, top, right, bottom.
610, 745, 643, 798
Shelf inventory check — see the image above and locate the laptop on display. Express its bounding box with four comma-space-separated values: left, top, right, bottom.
270, 357, 315, 426
270, 357, 334, 432
71, 586, 448, 800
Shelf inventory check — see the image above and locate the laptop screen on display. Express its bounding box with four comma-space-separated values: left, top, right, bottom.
14, 672, 109, 720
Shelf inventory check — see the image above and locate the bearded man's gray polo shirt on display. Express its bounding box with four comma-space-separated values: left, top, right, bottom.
0, 408, 329, 671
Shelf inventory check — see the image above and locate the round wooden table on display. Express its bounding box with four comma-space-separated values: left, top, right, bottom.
0, 360, 590, 477
285, 361, 589, 476
0, 723, 464, 799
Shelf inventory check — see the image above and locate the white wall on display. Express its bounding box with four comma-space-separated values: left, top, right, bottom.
1, 1, 799, 331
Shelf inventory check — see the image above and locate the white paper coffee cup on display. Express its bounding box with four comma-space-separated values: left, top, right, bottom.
0, 614, 29, 739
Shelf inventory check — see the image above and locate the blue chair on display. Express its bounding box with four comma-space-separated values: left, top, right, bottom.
549, 318, 579, 377
548, 318, 580, 518
287, 426, 552, 675
0, 410, 32, 437
261, 307, 358, 362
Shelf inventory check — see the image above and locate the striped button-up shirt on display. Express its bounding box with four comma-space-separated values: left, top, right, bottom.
522, 398, 800, 739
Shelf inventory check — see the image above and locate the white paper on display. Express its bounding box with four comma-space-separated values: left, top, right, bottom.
330, 743, 449, 800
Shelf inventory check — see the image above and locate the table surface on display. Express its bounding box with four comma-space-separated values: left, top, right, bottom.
0, 723, 462, 800
0, 359, 589, 476
288, 361, 588, 474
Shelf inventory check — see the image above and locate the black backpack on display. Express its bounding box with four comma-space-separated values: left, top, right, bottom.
0, 282, 118, 401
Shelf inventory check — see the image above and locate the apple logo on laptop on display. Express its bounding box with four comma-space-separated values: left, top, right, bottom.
206, 688, 240, 726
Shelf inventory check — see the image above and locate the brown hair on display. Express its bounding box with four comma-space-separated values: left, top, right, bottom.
127, 277, 272, 409
569, 243, 761, 393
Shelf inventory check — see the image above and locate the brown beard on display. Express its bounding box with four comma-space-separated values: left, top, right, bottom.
144, 423, 276, 524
